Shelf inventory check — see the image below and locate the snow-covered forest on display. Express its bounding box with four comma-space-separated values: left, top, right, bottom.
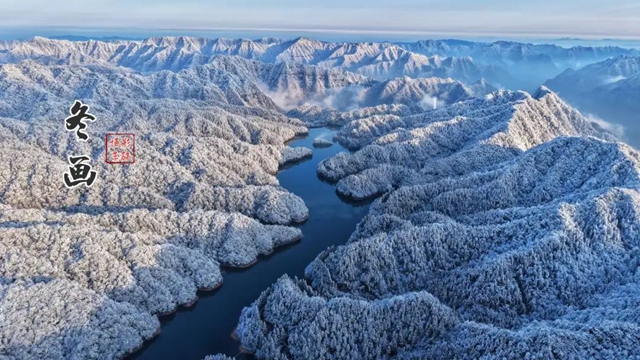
2, 36, 636, 90
0, 36, 639, 359
234, 87, 640, 358
0, 42, 320, 359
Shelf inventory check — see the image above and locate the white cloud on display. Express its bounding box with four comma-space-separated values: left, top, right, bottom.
585, 113, 626, 138
254, 81, 303, 111
602, 75, 627, 85
306, 85, 368, 111
418, 94, 445, 110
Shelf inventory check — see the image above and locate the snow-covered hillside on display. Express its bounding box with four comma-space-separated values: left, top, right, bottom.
0, 51, 314, 359
3, 36, 634, 92
1, 35, 639, 360
233, 87, 640, 359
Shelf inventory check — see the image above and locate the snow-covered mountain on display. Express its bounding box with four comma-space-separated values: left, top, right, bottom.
0, 53, 315, 359
4, 36, 636, 92
546, 55, 640, 93
3, 36, 638, 94
1, 35, 639, 360
285, 76, 495, 126
0, 47, 494, 118
545, 55, 640, 147
400, 39, 639, 64
401, 40, 640, 87
0, 37, 507, 86
234, 87, 640, 360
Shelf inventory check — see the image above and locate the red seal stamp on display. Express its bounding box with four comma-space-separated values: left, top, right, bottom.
105, 133, 136, 164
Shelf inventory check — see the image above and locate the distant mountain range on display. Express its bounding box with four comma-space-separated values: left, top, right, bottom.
1, 36, 638, 92
545, 55, 640, 147
0, 36, 639, 360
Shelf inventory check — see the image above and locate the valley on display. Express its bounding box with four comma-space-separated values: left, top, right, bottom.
130, 128, 370, 360
0, 36, 638, 360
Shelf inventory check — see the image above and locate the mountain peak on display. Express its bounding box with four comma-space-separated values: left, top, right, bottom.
533, 85, 553, 99
28, 36, 60, 45
290, 36, 321, 46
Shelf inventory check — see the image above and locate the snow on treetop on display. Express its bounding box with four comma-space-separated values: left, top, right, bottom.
0, 35, 638, 360
234, 85, 640, 359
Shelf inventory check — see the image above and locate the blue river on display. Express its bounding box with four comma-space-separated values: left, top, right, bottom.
130, 127, 371, 360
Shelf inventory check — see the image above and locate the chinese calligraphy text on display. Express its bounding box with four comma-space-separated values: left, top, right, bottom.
63, 100, 97, 189
63, 156, 97, 188
64, 100, 96, 141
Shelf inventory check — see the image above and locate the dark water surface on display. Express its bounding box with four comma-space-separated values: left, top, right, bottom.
131, 128, 371, 360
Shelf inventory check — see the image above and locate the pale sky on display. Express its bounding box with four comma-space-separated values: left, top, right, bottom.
1, 0, 639, 39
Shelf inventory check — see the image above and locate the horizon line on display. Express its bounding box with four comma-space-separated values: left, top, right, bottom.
2, 26, 640, 42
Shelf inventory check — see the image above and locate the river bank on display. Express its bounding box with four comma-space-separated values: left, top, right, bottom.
129, 127, 371, 360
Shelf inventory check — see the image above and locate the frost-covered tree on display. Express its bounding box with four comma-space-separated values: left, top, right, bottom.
319, 87, 617, 200
312, 137, 333, 148
233, 88, 640, 359
0, 37, 510, 86
0, 45, 320, 359
0, 279, 160, 360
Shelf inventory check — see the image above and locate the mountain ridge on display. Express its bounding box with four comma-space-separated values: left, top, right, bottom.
0, 35, 639, 360
545, 55, 640, 147
234, 85, 640, 359
3, 36, 636, 92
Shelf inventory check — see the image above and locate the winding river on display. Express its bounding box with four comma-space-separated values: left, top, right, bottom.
130, 128, 371, 360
